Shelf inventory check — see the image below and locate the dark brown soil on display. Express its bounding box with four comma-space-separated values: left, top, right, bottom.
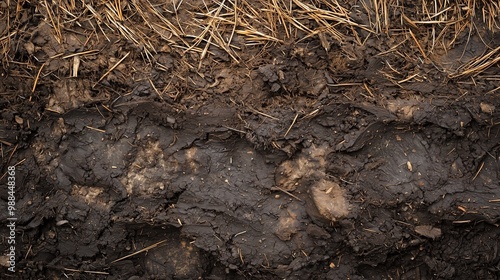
1, 1, 499, 279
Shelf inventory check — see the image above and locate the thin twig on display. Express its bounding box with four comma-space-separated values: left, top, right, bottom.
249, 107, 279, 120
111, 240, 168, 264
284, 113, 299, 137
63, 268, 109, 275
271, 186, 303, 201
94, 52, 130, 87
471, 161, 485, 181
32, 62, 47, 93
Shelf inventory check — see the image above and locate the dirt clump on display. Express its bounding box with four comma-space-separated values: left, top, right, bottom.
309, 179, 350, 222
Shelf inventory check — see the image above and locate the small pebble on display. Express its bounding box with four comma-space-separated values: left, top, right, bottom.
480, 102, 495, 114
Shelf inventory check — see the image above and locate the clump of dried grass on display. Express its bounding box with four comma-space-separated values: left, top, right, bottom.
1, 0, 498, 79
450, 46, 500, 78
365, 0, 499, 78
3, 0, 368, 62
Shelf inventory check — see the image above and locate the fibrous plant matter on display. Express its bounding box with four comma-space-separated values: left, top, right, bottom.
1, 0, 498, 76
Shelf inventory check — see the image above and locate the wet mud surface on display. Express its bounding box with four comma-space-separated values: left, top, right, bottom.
1, 1, 500, 279
2, 97, 499, 279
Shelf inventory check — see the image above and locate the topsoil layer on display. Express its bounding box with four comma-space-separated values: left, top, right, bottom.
1, 1, 499, 279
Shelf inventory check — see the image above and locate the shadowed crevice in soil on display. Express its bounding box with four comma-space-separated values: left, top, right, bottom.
1, 99, 498, 279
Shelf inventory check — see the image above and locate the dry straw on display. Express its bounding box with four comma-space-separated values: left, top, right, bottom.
1, 0, 498, 80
